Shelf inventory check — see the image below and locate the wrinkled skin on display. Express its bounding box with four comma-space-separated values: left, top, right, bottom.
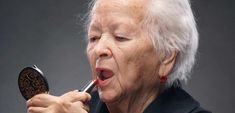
27, 91, 90, 113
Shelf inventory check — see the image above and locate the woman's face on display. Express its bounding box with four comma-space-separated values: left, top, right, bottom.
87, 0, 161, 103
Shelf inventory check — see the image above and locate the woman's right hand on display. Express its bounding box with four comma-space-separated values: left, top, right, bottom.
26, 90, 91, 113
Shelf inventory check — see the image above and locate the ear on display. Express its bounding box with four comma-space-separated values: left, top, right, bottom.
158, 51, 178, 77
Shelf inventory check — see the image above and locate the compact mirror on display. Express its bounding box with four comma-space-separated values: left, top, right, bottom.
18, 65, 49, 100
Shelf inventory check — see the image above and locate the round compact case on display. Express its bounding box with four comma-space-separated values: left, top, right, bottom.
18, 65, 49, 100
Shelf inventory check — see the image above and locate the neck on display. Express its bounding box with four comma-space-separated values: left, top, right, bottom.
106, 85, 164, 113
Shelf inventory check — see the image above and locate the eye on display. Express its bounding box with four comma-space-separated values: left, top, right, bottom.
115, 36, 129, 42
89, 36, 100, 43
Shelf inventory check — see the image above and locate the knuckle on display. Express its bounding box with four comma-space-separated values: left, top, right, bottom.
74, 92, 82, 98
76, 101, 83, 106
62, 101, 72, 109
26, 99, 34, 107
54, 98, 63, 106
27, 107, 34, 113
82, 93, 91, 101
56, 98, 72, 109
33, 93, 44, 99
48, 105, 57, 113
85, 93, 91, 99
77, 92, 90, 99
61, 90, 76, 99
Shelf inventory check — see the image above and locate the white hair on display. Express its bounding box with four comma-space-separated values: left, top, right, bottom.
86, 0, 198, 86
144, 0, 198, 86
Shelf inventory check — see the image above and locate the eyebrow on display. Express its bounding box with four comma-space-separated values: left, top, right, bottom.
109, 22, 122, 32
89, 19, 134, 35
89, 23, 101, 33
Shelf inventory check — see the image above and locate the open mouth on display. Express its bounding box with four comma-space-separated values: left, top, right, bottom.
96, 68, 114, 81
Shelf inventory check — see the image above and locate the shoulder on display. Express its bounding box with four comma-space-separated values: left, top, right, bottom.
190, 106, 212, 113
144, 86, 211, 113
190, 108, 212, 113
88, 86, 211, 113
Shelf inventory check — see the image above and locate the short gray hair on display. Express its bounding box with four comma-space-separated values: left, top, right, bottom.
144, 0, 198, 86
86, 0, 198, 86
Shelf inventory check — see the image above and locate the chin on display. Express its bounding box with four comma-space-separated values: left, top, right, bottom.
98, 89, 121, 103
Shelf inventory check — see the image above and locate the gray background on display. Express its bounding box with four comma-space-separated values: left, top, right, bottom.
0, 0, 234, 113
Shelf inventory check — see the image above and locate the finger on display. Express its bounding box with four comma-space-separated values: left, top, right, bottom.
60, 90, 91, 103
83, 103, 90, 112
27, 94, 59, 108
27, 106, 46, 113
73, 101, 90, 112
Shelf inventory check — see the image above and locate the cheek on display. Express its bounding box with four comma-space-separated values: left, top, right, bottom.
87, 50, 97, 75
118, 43, 159, 86
114, 50, 145, 90
87, 52, 93, 66
107, 48, 137, 93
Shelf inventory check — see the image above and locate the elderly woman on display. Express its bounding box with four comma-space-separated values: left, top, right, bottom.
27, 0, 211, 113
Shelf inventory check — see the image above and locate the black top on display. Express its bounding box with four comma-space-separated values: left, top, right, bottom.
88, 86, 211, 113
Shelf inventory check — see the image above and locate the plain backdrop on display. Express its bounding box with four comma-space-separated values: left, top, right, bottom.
0, 0, 234, 113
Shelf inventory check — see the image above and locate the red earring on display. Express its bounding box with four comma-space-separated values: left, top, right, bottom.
160, 76, 167, 84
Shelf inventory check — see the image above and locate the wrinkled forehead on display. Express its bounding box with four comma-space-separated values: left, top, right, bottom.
91, 0, 149, 22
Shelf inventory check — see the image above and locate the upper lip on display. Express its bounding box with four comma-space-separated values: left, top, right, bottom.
96, 67, 114, 80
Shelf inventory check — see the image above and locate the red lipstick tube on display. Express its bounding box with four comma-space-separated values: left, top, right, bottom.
81, 79, 97, 93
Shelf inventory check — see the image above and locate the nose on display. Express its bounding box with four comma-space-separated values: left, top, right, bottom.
95, 37, 112, 59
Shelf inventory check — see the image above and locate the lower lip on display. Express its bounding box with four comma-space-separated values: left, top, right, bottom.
97, 76, 113, 87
